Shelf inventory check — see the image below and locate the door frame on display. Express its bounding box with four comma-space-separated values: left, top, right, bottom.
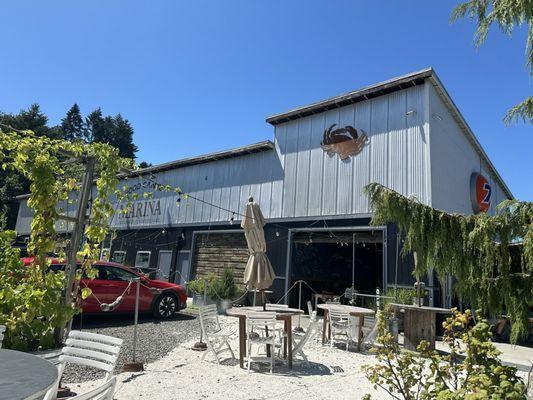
284, 225, 387, 305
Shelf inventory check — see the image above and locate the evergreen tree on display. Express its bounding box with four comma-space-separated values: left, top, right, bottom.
452, 0, 532, 124
112, 114, 138, 159
86, 108, 106, 143
61, 103, 88, 142
86, 109, 138, 159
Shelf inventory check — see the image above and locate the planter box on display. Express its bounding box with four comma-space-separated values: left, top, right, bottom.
217, 299, 233, 315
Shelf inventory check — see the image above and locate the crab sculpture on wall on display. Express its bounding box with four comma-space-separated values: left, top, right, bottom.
321, 124, 368, 160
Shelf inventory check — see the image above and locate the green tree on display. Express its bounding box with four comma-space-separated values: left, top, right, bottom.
111, 114, 138, 159
452, 0, 533, 124
61, 103, 88, 142
0, 104, 63, 228
86, 109, 138, 159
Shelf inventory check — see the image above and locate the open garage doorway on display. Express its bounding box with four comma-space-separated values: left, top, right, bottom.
287, 227, 385, 309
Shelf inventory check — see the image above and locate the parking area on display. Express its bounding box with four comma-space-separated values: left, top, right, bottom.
63, 312, 198, 383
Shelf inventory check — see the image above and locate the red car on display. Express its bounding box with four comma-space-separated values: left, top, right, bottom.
22, 258, 187, 318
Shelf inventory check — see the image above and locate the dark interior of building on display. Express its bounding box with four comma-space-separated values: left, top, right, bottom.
288, 230, 383, 309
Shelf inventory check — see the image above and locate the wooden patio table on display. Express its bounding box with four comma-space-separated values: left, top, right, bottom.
0, 349, 58, 400
226, 306, 304, 369
389, 303, 452, 351
317, 303, 375, 351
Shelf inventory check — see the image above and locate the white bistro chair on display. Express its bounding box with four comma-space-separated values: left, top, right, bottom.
64, 377, 117, 400
306, 301, 317, 322
290, 319, 319, 366
0, 325, 5, 348
246, 312, 281, 373
44, 330, 122, 400
328, 309, 354, 351
199, 304, 235, 364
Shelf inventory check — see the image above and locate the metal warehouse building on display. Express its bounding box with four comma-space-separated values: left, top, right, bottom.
15, 68, 512, 308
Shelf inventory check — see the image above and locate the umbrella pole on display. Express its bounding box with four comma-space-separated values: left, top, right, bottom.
262, 290, 266, 311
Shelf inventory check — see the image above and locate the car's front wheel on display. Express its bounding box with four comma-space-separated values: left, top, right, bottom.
153, 292, 178, 319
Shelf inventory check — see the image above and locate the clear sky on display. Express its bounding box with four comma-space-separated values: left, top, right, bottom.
1, 1, 531, 200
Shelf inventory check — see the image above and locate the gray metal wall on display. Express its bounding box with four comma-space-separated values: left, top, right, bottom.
16, 81, 510, 235
428, 84, 510, 214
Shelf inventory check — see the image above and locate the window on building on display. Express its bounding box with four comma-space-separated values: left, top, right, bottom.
135, 251, 151, 272
112, 251, 126, 264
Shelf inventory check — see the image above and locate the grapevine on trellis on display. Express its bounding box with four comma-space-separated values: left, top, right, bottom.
0, 128, 133, 349
364, 183, 532, 343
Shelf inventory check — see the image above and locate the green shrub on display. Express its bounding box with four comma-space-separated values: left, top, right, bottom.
363, 309, 528, 399
212, 267, 238, 300
0, 230, 75, 351
187, 273, 217, 295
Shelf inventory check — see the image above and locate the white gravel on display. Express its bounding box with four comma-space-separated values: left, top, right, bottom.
71, 315, 387, 399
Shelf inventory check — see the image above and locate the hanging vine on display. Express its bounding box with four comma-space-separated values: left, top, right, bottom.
364, 183, 532, 343
0, 127, 132, 349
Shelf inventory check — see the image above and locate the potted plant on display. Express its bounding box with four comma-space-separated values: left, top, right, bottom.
412, 281, 427, 306
212, 267, 238, 314
187, 274, 217, 307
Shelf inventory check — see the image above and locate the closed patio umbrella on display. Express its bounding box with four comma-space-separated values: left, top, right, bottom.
241, 197, 275, 306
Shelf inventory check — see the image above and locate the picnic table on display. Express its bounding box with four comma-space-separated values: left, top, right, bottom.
317, 303, 375, 351
226, 306, 304, 369
390, 303, 452, 351
0, 349, 58, 400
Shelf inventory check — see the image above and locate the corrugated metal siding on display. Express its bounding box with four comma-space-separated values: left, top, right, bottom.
16, 86, 430, 234
428, 83, 510, 214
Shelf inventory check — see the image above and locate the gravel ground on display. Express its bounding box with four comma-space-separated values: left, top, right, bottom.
62, 311, 199, 383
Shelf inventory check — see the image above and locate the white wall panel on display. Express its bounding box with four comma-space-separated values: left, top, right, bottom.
428, 83, 510, 214
337, 105, 355, 215
308, 114, 325, 216
370, 97, 389, 189
282, 120, 299, 218
388, 91, 407, 195
321, 109, 340, 216
406, 85, 428, 205
352, 100, 371, 213
295, 117, 311, 217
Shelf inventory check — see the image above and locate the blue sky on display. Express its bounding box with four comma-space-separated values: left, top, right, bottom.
1, 1, 531, 200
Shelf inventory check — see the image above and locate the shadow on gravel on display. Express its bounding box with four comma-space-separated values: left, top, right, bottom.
72, 312, 195, 329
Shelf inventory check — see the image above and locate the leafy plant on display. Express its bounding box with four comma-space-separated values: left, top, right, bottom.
394, 288, 420, 305
365, 183, 533, 343
0, 127, 132, 348
187, 274, 218, 296
363, 309, 529, 399
0, 229, 75, 351
212, 267, 238, 300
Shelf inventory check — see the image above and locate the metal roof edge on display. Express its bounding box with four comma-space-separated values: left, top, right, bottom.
266, 67, 434, 125
426, 71, 514, 200
119, 140, 274, 178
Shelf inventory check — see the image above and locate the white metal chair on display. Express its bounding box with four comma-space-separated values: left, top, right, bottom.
44, 331, 122, 400
66, 377, 116, 400
306, 301, 317, 322
246, 312, 281, 373
0, 325, 5, 348
328, 309, 353, 351
290, 319, 319, 366
199, 304, 235, 364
